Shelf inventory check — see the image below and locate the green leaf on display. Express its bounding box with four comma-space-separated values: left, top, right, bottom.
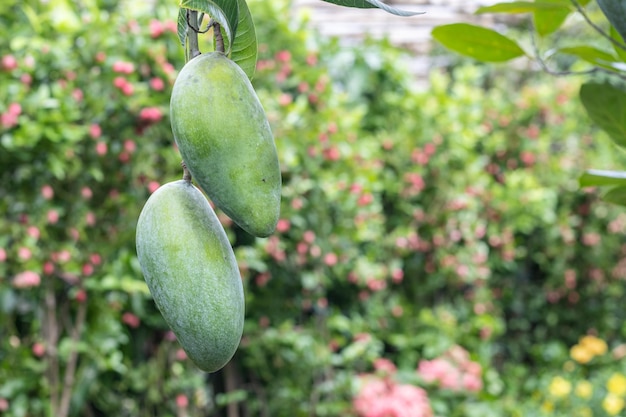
431, 23, 526, 62
603, 186, 626, 206
580, 82, 626, 148
597, 0, 626, 42
321, 0, 424, 16
533, 0, 572, 36
610, 25, 626, 61
579, 169, 626, 187
177, 8, 187, 49
475, 1, 571, 14
179, 0, 239, 54
229, 0, 258, 80
556, 46, 621, 72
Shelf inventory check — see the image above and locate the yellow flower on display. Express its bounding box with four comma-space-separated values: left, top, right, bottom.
575, 380, 593, 399
548, 376, 572, 398
541, 400, 554, 413
580, 335, 608, 356
570, 344, 594, 364
607, 373, 626, 396
603, 393, 625, 416
577, 407, 593, 417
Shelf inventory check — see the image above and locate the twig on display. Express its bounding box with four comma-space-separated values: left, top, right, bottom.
529, 20, 599, 77
58, 299, 88, 417
570, 0, 626, 53
224, 362, 239, 417
44, 279, 60, 414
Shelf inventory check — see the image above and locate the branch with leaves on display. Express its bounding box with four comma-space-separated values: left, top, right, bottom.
432, 0, 626, 206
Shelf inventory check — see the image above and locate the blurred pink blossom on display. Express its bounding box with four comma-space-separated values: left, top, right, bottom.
324, 252, 338, 266
139, 107, 162, 123
13, 271, 41, 288
175, 394, 189, 409
47, 209, 60, 224
276, 219, 291, 233
417, 345, 482, 392
96, 141, 107, 156
89, 123, 102, 139
122, 312, 140, 328
149, 77, 165, 91
18, 247, 32, 261
2, 54, 17, 70
373, 358, 397, 375
112, 60, 135, 74
41, 184, 54, 200
148, 181, 160, 194
149, 19, 164, 38
354, 376, 433, 417
27, 226, 40, 240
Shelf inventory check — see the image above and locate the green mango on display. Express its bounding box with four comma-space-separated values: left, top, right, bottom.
170, 52, 281, 238
136, 180, 244, 373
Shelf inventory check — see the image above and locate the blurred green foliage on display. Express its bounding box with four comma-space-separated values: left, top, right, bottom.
2, 0, 626, 416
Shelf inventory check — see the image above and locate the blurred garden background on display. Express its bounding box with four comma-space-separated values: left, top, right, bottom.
2, 0, 626, 416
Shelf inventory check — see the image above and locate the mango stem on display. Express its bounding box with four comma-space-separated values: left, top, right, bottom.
181, 160, 192, 183
214, 23, 224, 54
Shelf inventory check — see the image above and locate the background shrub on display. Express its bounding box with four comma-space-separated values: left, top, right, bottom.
1, 0, 626, 416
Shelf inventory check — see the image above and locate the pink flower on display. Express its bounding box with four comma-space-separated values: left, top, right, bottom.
373, 358, 397, 375
32, 342, 46, 357
175, 394, 189, 409
27, 226, 40, 240
122, 312, 140, 328
1, 112, 18, 128
2, 55, 17, 70
275, 50, 291, 62
82, 263, 94, 276
122, 139, 136, 153
81, 186, 93, 199
149, 19, 164, 38
0, 248, 6, 262
72, 88, 83, 102
149, 77, 165, 91
147, 181, 160, 194
18, 247, 32, 261
43, 262, 54, 275
276, 218, 291, 233
163, 20, 178, 33
47, 209, 59, 224
139, 107, 162, 123
8, 103, 21, 116
112, 60, 135, 74
303, 230, 316, 243
13, 271, 41, 288
41, 184, 54, 200
113, 76, 126, 88
324, 252, 338, 266
354, 376, 433, 417
121, 83, 134, 96
462, 373, 483, 392
90, 253, 102, 265
417, 346, 483, 393
89, 123, 102, 139
95, 141, 107, 156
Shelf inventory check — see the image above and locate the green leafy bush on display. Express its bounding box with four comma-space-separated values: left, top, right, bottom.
2, 0, 626, 416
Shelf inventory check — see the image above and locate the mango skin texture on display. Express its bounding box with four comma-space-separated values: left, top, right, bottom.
135, 180, 244, 373
170, 52, 281, 237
